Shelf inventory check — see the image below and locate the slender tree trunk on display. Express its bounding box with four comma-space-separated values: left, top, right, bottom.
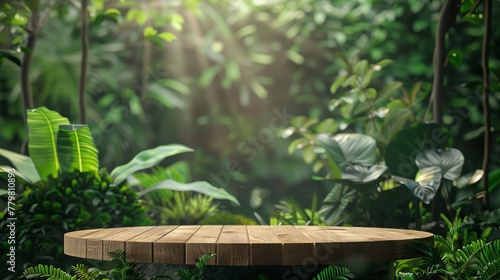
481, 0, 491, 211
79, 0, 89, 124
431, 0, 459, 124
20, 8, 40, 154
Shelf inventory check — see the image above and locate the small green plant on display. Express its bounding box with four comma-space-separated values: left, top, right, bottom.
176, 253, 216, 280
396, 211, 500, 279
257, 265, 355, 280
21, 250, 144, 280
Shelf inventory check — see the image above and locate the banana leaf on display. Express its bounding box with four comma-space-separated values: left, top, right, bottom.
139, 179, 240, 206
57, 124, 99, 174
27, 107, 69, 180
111, 144, 193, 185
0, 148, 41, 183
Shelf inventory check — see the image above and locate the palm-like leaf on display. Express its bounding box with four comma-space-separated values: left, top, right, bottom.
27, 107, 69, 180
139, 179, 240, 206
0, 148, 40, 183
57, 124, 99, 174
111, 144, 193, 185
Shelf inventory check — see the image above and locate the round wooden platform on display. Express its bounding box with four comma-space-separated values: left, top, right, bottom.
64, 225, 433, 266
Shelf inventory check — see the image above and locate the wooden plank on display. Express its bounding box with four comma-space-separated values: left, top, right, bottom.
84, 228, 129, 260
217, 226, 249, 266
154, 225, 201, 264
382, 228, 433, 259
64, 229, 102, 258
101, 226, 156, 261
126, 226, 178, 263
186, 225, 223, 265
295, 226, 343, 264
248, 226, 282, 265
271, 226, 314, 265
345, 227, 395, 262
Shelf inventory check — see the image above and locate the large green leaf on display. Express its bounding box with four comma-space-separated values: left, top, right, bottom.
139, 179, 240, 206
341, 164, 388, 183
314, 135, 342, 179
415, 148, 464, 180
0, 165, 36, 185
0, 148, 41, 183
57, 125, 99, 174
111, 144, 193, 185
318, 184, 356, 225
316, 133, 377, 170
27, 107, 69, 180
393, 166, 442, 204
385, 123, 448, 178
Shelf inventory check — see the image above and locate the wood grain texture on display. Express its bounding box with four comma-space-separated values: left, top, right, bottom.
126, 226, 178, 262
154, 225, 200, 264
247, 225, 282, 265
185, 225, 223, 265
271, 226, 314, 265
84, 227, 129, 260
64, 225, 434, 265
101, 226, 156, 260
217, 225, 249, 266
64, 229, 102, 258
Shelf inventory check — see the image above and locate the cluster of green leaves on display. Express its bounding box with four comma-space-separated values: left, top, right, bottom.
397, 211, 500, 279
131, 162, 246, 225
0, 107, 242, 279
22, 250, 145, 280
177, 253, 216, 280
9, 170, 150, 269
281, 54, 491, 227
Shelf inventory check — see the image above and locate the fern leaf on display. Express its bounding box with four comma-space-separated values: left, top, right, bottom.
477, 260, 500, 280
257, 273, 275, 280
196, 253, 216, 270
22, 264, 76, 280
312, 265, 355, 280
455, 239, 485, 277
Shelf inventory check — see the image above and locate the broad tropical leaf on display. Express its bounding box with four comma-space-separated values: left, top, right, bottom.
27, 107, 70, 180
317, 133, 377, 170
318, 184, 356, 224
393, 166, 442, 204
385, 123, 448, 178
111, 144, 193, 185
139, 179, 240, 206
0, 148, 41, 183
57, 125, 99, 174
416, 148, 464, 180
341, 164, 388, 183
454, 169, 483, 189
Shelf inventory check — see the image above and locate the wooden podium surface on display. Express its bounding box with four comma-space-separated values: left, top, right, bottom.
64, 225, 433, 266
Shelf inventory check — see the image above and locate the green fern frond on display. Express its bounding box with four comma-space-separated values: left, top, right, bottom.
478, 239, 500, 268
312, 265, 355, 280
257, 273, 274, 280
176, 269, 196, 280
71, 264, 95, 280
22, 264, 76, 280
195, 253, 216, 270
411, 240, 444, 268
106, 249, 142, 280
455, 239, 485, 273
477, 260, 500, 280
